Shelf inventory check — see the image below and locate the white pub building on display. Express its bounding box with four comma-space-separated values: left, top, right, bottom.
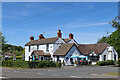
25, 30, 118, 65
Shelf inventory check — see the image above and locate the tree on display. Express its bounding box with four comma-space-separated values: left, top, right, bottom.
0, 32, 7, 45
97, 36, 108, 43
97, 16, 120, 58
0, 32, 24, 56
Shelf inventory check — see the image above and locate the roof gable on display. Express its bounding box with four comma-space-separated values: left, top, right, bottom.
63, 38, 70, 43
53, 43, 75, 56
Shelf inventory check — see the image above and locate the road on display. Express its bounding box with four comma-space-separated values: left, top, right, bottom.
1, 66, 119, 78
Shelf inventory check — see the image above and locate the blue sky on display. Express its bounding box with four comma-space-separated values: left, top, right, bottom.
2, 2, 118, 47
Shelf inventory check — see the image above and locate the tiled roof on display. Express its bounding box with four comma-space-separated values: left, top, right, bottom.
77, 43, 109, 55
53, 43, 75, 56
25, 37, 58, 46
63, 38, 70, 43
33, 50, 50, 56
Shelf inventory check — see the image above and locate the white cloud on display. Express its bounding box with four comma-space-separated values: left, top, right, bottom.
61, 22, 109, 29
90, 22, 108, 26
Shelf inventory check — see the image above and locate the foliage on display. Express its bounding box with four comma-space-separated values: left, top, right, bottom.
0, 32, 24, 56
2, 60, 29, 68
117, 58, 120, 66
2, 60, 61, 68
97, 17, 120, 58
0, 32, 7, 45
10, 56, 23, 60
97, 36, 108, 43
2, 44, 23, 56
96, 60, 115, 66
2, 44, 23, 52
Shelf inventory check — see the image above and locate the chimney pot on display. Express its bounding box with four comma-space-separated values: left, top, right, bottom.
39, 34, 45, 40
57, 30, 62, 38
69, 33, 73, 39
30, 36, 34, 41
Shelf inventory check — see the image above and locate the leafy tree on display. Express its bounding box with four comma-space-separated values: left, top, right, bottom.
0, 32, 24, 56
0, 32, 7, 45
97, 36, 108, 43
97, 16, 120, 58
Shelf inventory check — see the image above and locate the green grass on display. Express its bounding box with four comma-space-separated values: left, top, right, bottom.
105, 73, 120, 76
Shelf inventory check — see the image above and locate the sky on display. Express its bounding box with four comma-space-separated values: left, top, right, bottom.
2, 2, 118, 47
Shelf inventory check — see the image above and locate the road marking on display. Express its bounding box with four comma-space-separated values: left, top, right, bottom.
0, 77, 7, 79
48, 70, 52, 71
37, 73, 42, 74
77, 77, 82, 78
70, 76, 78, 78
14, 71, 18, 72
90, 74, 98, 76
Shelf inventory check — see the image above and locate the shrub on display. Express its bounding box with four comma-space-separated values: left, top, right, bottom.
2, 60, 29, 68
117, 58, 120, 66
96, 60, 115, 66
96, 61, 105, 66
2, 60, 61, 68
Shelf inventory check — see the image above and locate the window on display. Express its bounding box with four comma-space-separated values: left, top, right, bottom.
37, 45, 39, 50
104, 55, 106, 61
70, 58, 73, 64
114, 54, 116, 61
57, 56, 59, 62
41, 57, 43, 60
46, 44, 49, 52
66, 57, 69, 59
29, 46, 30, 52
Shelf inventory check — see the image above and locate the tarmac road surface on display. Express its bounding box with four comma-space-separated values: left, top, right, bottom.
1, 66, 119, 78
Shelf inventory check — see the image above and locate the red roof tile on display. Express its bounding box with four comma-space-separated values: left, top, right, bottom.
77, 43, 109, 55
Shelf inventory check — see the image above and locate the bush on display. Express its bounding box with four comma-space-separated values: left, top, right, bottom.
2, 60, 60, 68
117, 58, 120, 66
2, 60, 29, 68
96, 60, 115, 66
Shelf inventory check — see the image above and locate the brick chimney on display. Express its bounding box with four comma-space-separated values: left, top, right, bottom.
39, 34, 45, 40
30, 36, 34, 41
69, 33, 73, 39
57, 30, 62, 38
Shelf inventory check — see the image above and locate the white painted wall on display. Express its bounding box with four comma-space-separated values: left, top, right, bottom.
65, 45, 81, 65
25, 38, 66, 61
99, 46, 118, 61
53, 56, 65, 62
53, 45, 81, 65
25, 46, 31, 61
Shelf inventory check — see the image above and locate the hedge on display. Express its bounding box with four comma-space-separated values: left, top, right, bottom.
96, 60, 115, 66
2, 60, 61, 68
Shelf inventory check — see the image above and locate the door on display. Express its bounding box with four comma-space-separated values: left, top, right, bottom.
104, 55, 106, 61
57, 56, 59, 62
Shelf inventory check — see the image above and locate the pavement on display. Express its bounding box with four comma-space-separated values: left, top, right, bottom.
1, 66, 119, 79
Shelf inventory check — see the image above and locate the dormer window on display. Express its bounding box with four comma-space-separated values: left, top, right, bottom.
46, 44, 49, 52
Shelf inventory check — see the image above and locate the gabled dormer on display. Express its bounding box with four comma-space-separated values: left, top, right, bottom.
63, 33, 78, 45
